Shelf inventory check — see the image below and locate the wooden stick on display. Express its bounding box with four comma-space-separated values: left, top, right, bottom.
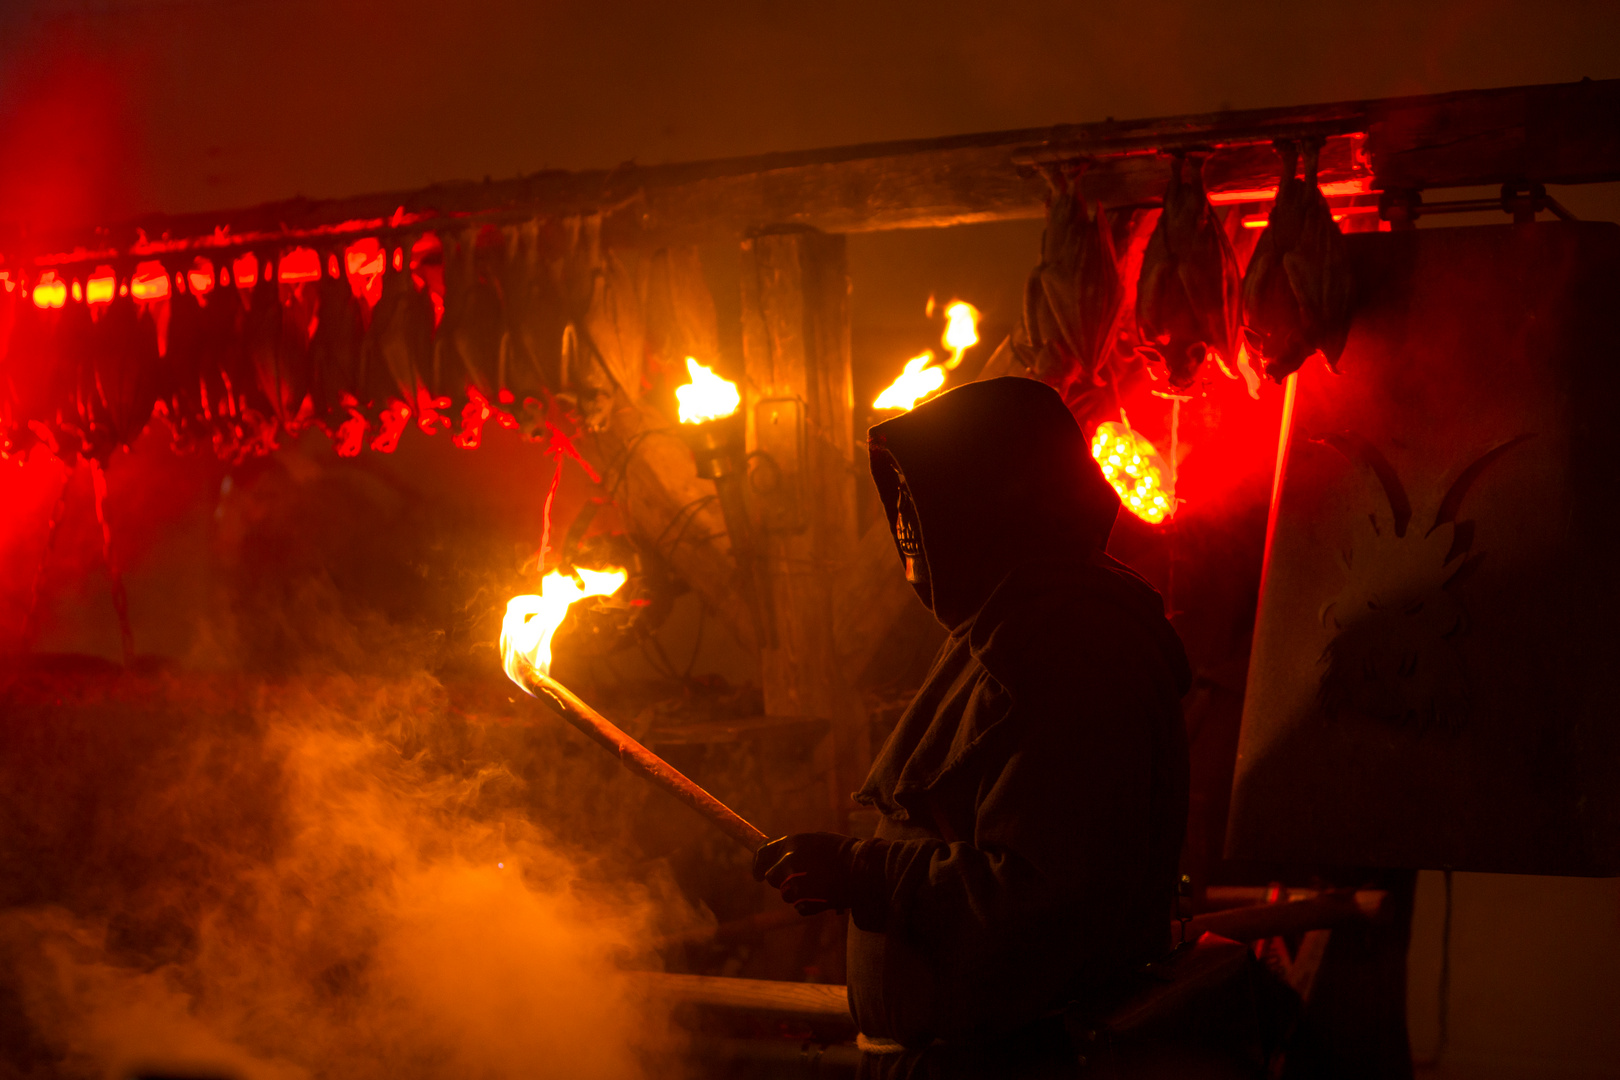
512, 664, 769, 851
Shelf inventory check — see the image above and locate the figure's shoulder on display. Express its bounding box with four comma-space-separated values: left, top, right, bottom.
970, 557, 1190, 701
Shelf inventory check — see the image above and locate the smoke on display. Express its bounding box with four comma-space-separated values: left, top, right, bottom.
0, 664, 696, 1080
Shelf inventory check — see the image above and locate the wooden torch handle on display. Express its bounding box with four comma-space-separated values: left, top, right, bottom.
517, 666, 770, 852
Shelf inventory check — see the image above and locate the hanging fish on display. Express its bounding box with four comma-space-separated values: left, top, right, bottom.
499, 218, 567, 403
362, 236, 435, 447
1013, 165, 1124, 394
243, 248, 314, 438
1, 274, 51, 456
198, 257, 249, 458
81, 265, 160, 459
435, 226, 506, 400
1240, 140, 1355, 381
308, 244, 368, 437
1136, 153, 1244, 387
153, 259, 206, 449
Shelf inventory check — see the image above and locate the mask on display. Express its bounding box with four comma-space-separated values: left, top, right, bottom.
894, 481, 929, 588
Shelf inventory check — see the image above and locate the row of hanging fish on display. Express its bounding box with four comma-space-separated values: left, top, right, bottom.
0, 215, 677, 466
1015, 140, 1355, 392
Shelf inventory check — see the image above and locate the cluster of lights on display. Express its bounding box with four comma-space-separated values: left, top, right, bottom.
1091, 421, 1172, 524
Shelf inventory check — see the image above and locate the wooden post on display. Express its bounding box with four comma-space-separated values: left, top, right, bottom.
740, 227, 868, 819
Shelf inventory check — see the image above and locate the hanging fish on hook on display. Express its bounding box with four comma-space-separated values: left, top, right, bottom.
308, 244, 369, 444
154, 259, 209, 451
1013, 164, 1125, 395
1136, 152, 1245, 388
363, 236, 435, 447
1240, 140, 1355, 380
435, 225, 505, 400
81, 264, 160, 459
198, 256, 249, 459
244, 248, 313, 440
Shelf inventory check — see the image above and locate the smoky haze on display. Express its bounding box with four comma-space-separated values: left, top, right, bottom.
0, 425, 711, 1079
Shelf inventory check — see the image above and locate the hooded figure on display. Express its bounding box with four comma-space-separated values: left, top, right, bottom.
755, 377, 1191, 1077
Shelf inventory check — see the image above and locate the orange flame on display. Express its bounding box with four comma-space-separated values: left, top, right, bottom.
501, 567, 628, 682
675, 358, 740, 424
1091, 421, 1172, 524
941, 301, 979, 368
874, 352, 946, 412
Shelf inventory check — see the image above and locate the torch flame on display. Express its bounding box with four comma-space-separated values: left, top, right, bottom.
1091, 421, 1172, 525
941, 301, 979, 368
675, 358, 741, 424
501, 567, 628, 684
874, 352, 946, 412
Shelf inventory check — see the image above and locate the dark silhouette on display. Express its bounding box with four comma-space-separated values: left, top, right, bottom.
756, 377, 1192, 1076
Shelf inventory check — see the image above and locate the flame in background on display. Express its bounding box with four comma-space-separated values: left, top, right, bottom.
1092, 421, 1172, 524
674, 359, 740, 424
941, 301, 979, 368
502, 567, 628, 682
874, 352, 946, 412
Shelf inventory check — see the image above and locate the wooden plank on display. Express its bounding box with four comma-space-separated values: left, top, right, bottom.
740, 227, 868, 812
10, 80, 1617, 263
634, 972, 852, 1024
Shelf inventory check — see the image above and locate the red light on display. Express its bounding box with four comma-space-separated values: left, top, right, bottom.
132, 262, 169, 301
232, 254, 256, 288
279, 247, 321, 283
32, 273, 66, 309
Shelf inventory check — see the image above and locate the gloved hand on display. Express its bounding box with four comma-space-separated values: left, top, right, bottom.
753, 832, 871, 917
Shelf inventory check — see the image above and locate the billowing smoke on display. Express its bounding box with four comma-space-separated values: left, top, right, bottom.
0, 662, 697, 1079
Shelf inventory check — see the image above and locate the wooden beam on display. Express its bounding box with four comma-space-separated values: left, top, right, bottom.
740, 227, 868, 813
9, 80, 1617, 263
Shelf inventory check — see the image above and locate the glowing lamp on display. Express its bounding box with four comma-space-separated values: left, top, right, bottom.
1091, 421, 1172, 525
875, 353, 946, 412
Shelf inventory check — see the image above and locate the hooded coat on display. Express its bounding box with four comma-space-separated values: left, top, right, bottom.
849, 378, 1191, 1052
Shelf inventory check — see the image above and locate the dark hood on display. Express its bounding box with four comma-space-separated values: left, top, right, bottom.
868, 377, 1122, 630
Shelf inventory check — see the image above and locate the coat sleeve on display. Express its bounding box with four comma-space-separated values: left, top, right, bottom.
852, 640, 1183, 1035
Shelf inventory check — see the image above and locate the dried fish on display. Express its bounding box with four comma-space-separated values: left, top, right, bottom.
1, 277, 52, 455
199, 258, 249, 458
308, 245, 368, 435
364, 238, 435, 410
435, 226, 505, 399
80, 267, 160, 459
153, 261, 208, 449
244, 249, 313, 436
1013, 166, 1124, 393
1240, 141, 1355, 380
1136, 153, 1243, 387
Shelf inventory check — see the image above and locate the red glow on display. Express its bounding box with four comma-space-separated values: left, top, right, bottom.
454, 387, 495, 450
371, 401, 411, 453
1210, 177, 1370, 204
32, 273, 66, 309
415, 387, 453, 436
131, 262, 169, 301
331, 394, 368, 458
87, 270, 116, 304
188, 262, 215, 294
232, 254, 257, 289
279, 247, 321, 283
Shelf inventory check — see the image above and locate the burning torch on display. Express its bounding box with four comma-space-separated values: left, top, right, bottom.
502, 568, 768, 851
672, 359, 776, 647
